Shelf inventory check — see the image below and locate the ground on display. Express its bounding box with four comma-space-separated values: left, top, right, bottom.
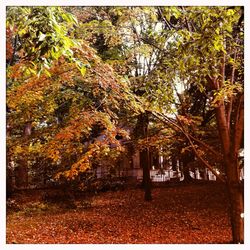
6, 182, 232, 244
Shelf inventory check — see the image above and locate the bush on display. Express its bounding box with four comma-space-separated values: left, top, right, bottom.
42, 189, 77, 209
87, 177, 125, 193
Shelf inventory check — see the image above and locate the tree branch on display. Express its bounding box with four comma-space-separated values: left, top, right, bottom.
226, 51, 237, 130
233, 94, 244, 154
151, 110, 223, 163
175, 115, 225, 182
188, 134, 222, 160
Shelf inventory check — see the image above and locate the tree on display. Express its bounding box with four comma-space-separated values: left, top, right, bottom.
157, 6, 244, 243
6, 6, 244, 243
108, 6, 244, 242
6, 6, 83, 190
112, 7, 175, 200
6, 6, 140, 190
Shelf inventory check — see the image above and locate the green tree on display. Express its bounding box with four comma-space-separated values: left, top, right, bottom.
156, 6, 244, 243
106, 6, 244, 242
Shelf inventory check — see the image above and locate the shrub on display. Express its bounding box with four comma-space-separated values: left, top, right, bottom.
42, 189, 77, 209
87, 177, 125, 193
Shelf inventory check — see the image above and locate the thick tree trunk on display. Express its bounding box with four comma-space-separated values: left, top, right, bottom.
215, 101, 244, 243
135, 112, 152, 201
227, 183, 244, 243
141, 149, 152, 201
225, 158, 244, 243
181, 152, 194, 183
183, 166, 193, 182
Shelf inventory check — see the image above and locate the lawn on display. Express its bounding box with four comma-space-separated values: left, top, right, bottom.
6, 182, 232, 244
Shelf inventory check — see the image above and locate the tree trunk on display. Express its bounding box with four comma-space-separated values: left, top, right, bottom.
135, 112, 152, 201
6, 162, 14, 197
215, 102, 244, 243
181, 152, 194, 183
183, 166, 193, 182
141, 149, 152, 201
225, 158, 244, 243
227, 183, 244, 243
171, 156, 177, 171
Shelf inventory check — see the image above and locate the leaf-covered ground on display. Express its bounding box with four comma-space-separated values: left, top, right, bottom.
6, 182, 232, 244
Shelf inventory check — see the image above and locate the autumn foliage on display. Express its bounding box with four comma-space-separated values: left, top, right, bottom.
6, 6, 244, 244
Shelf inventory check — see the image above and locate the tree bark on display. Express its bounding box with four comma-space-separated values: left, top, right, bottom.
181, 152, 194, 183
171, 156, 177, 171
215, 102, 244, 243
225, 158, 244, 243
135, 112, 152, 201
141, 149, 152, 201
6, 162, 14, 197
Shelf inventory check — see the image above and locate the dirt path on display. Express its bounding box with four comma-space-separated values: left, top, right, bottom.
6, 182, 232, 244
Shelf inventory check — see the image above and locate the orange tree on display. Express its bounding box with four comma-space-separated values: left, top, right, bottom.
6, 7, 140, 190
